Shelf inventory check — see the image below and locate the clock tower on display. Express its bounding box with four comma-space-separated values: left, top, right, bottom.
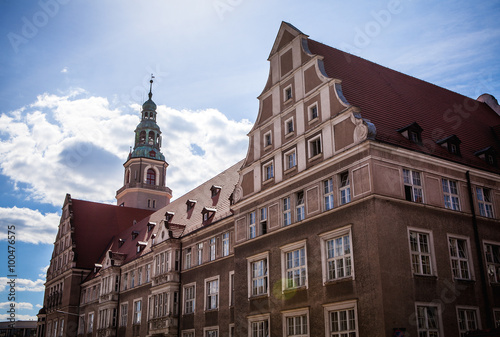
116, 77, 172, 209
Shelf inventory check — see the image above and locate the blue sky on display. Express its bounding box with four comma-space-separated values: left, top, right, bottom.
0, 0, 499, 321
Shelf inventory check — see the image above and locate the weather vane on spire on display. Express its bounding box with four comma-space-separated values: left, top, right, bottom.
148, 74, 155, 99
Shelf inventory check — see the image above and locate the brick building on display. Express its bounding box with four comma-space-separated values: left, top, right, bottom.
38, 22, 500, 337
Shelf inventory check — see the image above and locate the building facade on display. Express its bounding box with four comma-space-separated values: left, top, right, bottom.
38, 22, 500, 337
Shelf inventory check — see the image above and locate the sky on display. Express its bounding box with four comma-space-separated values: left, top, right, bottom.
0, 0, 499, 322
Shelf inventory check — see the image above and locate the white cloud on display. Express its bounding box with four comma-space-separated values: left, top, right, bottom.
38, 265, 49, 279
0, 89, 252, 206
0, 207, 59, 244
0, 302, 34, 310
61, 67, 68, 73
0, 314, 37, 321
0, 277, 45, 292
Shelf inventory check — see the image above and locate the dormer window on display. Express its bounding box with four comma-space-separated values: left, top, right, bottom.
397, 122, 423, 144
147, 222, 156, 232
118, 239, 125, 248
436, 135, 461, 156
186, 199, 197, 211
131, 231, 139, 240
94, 263, 102, 273
165, 212, 174, 223
202, 207, 216, 224
475, 146, 497, 166
210, 185, 222, 197
136, 241, 147, 253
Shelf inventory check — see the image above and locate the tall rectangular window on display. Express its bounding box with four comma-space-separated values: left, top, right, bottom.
457, 307, 479, 337
308, 135, 322, 158
325, 301, 357, 337
209, 238, 216, 261
229, 271, 235, 307
137, 267, 142, 286
222, 233, 230, 257
78, 315, 84, 334
296, 191, 305, 222
324, 178, 334, 211
485, 243, 500, 283
185, 248, 192, 269
249, 253, 268, 297
323, 230, 352, 282
283, 197, 291, 226
442, 178, 460, 210
120, 303, 127, 327
416, 305, 441, 337
205, 329, 218, 337
449, 237, 471, 280
403, 169, 423, 203
477, 187, 494, 218
409, 230, 434, 276
263, 162, 274, 181
133, 300, 142, 324
146, 264, 151, 282
130, 271, 135, 288
205, 278, 219, 310
184, 284, 195, 314
249, 211, 256, 239
285, 149, 296, 170
88, 313, 94, 332
283, 243, 307, 290
339, 172, 351, 205
260, 207, 267, 235
264, 131, 272, 147
309, 103, 318, 120
197, 243, 203, 265
284, 309, 309, 337
250, 318, 269, 337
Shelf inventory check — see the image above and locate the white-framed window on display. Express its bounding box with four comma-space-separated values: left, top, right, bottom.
448, 235, 472, 280
442, 178, 460, 210
263, 161, 274, 181
283, 197, 291, 226
324, 178, 334, 211
409, 228, 435, 276
319, 225, 353, 283
78, 315, 85, 334
248, 314, 270, 337
88, 312, 94, 333
204, 327, 219, 337
229, 324, 235, 337
284, 85, 292, 101
137, 267, 142, 285
281, 240, 307, 290
146, 264, 151, 282
285, 117, 294, 135
183, 283, 195, 315
485, 241, 500, 283
339, 171, 351, 205
248, 252, 269, 298
296, 191, 305, 222
59, 319, 64, 337
477, 187, 494, 218
182, 330, 195, 337
264, 131, 272, 147
249, 211, 256, 239
308, 103, 318, 121
222, 232, 230, 257
284, 149, 297, 170
403, 169, 423, 203
457, 307, 480, 336
209, 237, 216, 261
324, 300, 358, 337
119, 303, 128, 327
197, 242, 203, 265
260, 207, 267, 235
133, 299, 142, 324
229, 271, 235, 307
185, 247, 192, 269
308, 135, 322, 158
416, 303, 442, 337
205, 276, 219, 311
283, 308, 309, 337
131, 270, 135, 288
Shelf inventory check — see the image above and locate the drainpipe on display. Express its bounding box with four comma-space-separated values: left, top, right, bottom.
177, 240, 182, 337
115, 268, 122, 337
465, 171, 494, 328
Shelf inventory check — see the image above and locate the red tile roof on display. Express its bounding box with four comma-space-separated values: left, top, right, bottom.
307, 39, 500, 172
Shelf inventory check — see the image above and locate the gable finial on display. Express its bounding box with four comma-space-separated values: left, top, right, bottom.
149, 74, 155, 100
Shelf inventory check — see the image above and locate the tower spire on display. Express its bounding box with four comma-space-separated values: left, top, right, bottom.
149, 74, 155, 100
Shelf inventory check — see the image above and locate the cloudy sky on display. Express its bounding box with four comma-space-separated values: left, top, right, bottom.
0, 0, 499, 321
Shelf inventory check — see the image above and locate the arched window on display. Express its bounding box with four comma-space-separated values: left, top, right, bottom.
139, 131, 146, 144
146, 169, 156, 185
148, 131, 155, 145
126, 170, 131, 184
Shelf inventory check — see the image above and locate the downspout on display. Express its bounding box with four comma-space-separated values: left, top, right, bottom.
465, 171, 494, 328
114, 268, 122, 337
177, 240, 182, 337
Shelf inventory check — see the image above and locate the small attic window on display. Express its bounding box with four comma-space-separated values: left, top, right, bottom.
397, 122, 423, 144
151, 233, 157, 245
131, 231, 139, 240
118, 239, 125, 248
165, 212, 174, 223
94, 263, 102, 273
147, 222, 156, 232
475, 146, 497, 167
211, 185, 222, 197
436, 135, 461, 156
202, 207, 216, 223
136, 241, 147, 253
186, 199, 197, 211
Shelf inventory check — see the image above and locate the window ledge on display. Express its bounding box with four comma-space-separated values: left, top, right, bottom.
285, 132, 295, 139
249, 294, 269, 300
264, 144, 272, 151
308, 117, 319, 125
412, 274, 438, 280
283, 285, 307, 294
204, 308, 219, 313
308, 153, 322, 163
454, 278, 475, 284
262, 178, 274, 185
323, 277, 353, 286
284, 165, 297, 174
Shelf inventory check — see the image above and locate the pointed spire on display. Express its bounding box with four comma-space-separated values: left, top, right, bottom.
148, 74, 155, 100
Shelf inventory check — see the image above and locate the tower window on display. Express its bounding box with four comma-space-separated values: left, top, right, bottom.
146, 169, 156, 185
148, 131, 155, 145
139, 131, 146, 144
